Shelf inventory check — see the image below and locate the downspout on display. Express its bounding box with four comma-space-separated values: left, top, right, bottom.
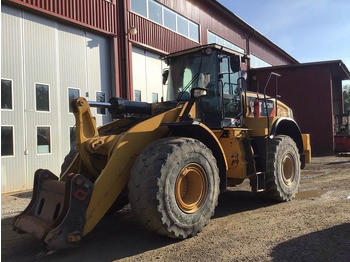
245, 29, 255, 92
116, 0, 130, 99
246, 29, 255, 70
111, 1, 120, 97
123, 0, 132, 100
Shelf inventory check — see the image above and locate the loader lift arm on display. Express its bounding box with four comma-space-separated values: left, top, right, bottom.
13, 97, 184, 249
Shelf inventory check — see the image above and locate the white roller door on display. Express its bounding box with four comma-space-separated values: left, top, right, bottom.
1, 6, 112, 192
131, 46, 167, 103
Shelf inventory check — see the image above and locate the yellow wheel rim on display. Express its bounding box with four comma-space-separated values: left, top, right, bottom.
282, 154, 295, 186
175, 163, 207, 214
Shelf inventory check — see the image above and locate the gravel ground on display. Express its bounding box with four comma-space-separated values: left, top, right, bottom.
2, 156, 350, 262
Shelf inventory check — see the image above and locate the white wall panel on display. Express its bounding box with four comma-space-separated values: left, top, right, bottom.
57, 24, 87, 154
131, 46, 165, 103
131, 46, 148, 102
1, 6, 27, 192
1, 6, 113, 192
86, 32, 112, 127
145, 51, 163, 103
23, 11, 61, 188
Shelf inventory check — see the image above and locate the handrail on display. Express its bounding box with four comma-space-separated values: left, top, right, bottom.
263, 72, 281, 172
263, 72, 281, 136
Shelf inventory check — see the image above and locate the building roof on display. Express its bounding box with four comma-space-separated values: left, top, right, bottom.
250, 60, 350, 80
209, 0, 299, 64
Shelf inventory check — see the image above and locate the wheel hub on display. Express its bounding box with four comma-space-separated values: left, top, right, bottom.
175, 163, 207, 213
282, 153, 295, 186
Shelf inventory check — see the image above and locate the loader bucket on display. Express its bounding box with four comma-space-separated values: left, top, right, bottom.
13, 169, 93, 250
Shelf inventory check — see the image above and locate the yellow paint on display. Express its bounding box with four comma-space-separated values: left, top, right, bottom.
243, 117, 277, 137
302, 134, 312, 163
83, 107, 182, 235
218, 128, 249, 179
198, 123, 228, 171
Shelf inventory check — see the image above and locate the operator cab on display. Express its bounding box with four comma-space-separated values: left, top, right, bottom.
163, 44, 246, 129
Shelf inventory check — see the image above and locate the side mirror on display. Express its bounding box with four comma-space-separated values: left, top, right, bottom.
230, 55, 241, 73
180, 87, 207, 122
191, 87, 207, 100
162, 69, 169, 85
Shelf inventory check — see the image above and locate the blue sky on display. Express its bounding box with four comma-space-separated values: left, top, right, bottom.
218, 0, 350, 86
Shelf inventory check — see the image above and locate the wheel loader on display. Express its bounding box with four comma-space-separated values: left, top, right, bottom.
13, 44, 311, 250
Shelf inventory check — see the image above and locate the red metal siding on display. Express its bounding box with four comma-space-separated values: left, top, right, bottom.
4, 0, 117, 35
128, 12, 199, 54
130, 0, 295, 66
250, 38, 292, 66
251, 66, 334, 154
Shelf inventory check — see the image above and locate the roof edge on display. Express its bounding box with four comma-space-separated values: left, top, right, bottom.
250, 60, 350, 80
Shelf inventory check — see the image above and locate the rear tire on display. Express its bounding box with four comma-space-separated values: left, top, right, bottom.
265, 135, 301, 201
128, 137, 220, 239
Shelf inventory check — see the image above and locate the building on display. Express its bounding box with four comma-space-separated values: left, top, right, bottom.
251, 61, 350, 154
1, 0, 348, 192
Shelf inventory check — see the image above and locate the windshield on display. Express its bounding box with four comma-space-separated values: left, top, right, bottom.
165, 50, 217, 101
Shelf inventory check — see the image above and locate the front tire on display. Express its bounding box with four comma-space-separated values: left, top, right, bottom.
265, 135, 301, 201
128, 137, 220, 239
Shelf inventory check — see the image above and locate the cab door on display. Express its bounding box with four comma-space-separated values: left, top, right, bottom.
219, 54, 241, 127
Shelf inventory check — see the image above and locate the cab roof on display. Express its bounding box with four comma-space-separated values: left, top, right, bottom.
162, 44, 244, 60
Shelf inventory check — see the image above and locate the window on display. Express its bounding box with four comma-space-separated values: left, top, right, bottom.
68, 88, 80, 113
96, 92, 106, 115
69, 126, 76, 147
1, 79, 13, 110
208, 31, 245, 54
37, 126, 51, 154
1, 126, 14, 156
131, 0, 147, 17
250, 54, 272, 68
189, 21, 199, 42
152, 93, 158, 103
148, 0, 162, 24
163, 8, 176, 31
208, 32, 216, 44
130, 0, 199, 42
219, 55, 241, 119
177, 15, 188, 37
134, 90, 141, 102
36, 83, 50, 111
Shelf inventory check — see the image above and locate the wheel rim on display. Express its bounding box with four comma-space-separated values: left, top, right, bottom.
282, 153, 295, 186
175, 163, 207, 214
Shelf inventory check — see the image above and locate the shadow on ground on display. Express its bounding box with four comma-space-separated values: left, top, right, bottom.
10, 191, 33, 199
326, 160, 350, 165
1, 210, 177, 262
214, 190, 273, 218
271, 223, 350, 262
2, 190, 273, 261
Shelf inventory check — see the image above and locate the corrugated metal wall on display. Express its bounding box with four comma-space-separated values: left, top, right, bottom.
129, 0, 294, 66
1, 6, 111, 193
128, 12, 198, 54
251, 66, 334, 154
250, 38, 292, 66
4, 0, 117, 35
22, 10, 62, 188
1, 6, 27, 192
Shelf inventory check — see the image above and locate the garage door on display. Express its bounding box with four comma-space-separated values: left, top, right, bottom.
131, 46, 167, 103
1, 6, 111, 192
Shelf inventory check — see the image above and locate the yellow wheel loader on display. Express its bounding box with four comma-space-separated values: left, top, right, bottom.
13, 44, 311, 250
